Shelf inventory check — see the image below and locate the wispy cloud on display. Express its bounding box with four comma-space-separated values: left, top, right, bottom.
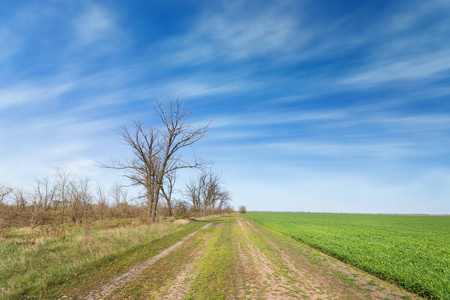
156, 1, 348, 67
74, 5, 116, 45
210, 110, 347, 129
343, 51, 450, 86
161, 4, 300, 64
0, 83, 73, 110
339, 1, 450, 88
162, 77, 256, 98
263, 141, 427, 159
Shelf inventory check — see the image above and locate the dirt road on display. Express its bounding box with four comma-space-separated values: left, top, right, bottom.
84, 215, 420, 299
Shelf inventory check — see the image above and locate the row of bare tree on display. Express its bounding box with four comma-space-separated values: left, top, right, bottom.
0, 169, 231, 230
185, 170, 231, 216
0, 168, 136, 230
0, 97, 232, 229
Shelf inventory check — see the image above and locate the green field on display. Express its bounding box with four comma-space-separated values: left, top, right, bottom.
244, 212, 450, 299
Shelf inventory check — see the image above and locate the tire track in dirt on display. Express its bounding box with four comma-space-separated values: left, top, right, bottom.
84, 222, 212, 300
243, 218, 358, 299
241, 218, 333, 299
236, 217, 293, 299
155, 228, 215, 299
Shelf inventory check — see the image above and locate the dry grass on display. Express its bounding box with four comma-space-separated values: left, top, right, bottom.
0, 217, 193, 299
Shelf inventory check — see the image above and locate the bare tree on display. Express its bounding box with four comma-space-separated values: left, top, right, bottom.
0, 182, 13, 205
185, 170, 231, 216
185, 176, 201, 214
95, 184, 109, 219
110, 182, 128, 206
13, 188, 27, 210
199, 171, 221, 215
217, 190, 231, 211
160, 170, 176, 217
68, 178, 92, 225
54, 166, 71, 224
30, 177, 56, 228
110, 182, 130, 217
0, 182, 13, 236
103, 98, 209, 222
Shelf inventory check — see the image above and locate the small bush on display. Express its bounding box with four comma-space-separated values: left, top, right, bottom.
238, 206, 246, 214
174, 200, 190, 219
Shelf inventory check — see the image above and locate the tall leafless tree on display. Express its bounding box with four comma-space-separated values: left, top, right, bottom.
160, 170, 176, 216
68, 178, 92, 225
95, 184, 109, 219
0, 182, 13, 235
30, 177, 56, 228
54, 165, 71, 224
185, 170, 231, 216
103, 98, 209, 222
110, 182, 130, 217
0, 182, 13, 205
185, 176, 201, 213
13, 188, 27, 210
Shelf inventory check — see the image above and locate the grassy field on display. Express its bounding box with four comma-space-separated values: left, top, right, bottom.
0, 218, 205, 299
244, 212, 450, 299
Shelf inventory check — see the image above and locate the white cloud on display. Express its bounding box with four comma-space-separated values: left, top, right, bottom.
0, 83, 73, 110
74, 5, 115, 45
208, 110, 347, 130
65, 157, 101, 178
162, 78, 253, 98
262, 141, 423, 159
343, 51, 450, 86
158, 1, 314, 66
338, 1, 450, 88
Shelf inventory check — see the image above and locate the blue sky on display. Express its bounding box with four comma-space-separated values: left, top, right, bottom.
1, 0, 449, 214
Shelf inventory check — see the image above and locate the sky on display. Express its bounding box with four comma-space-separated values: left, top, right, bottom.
0, 0, 449, 214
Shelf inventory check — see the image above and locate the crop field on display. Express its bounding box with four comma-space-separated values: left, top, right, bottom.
245, 212, 450, 299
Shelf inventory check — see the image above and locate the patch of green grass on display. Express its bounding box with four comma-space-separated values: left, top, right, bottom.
245, 212, 450, 299
108, 224, 213, 299
187, 216, 239, 299
0, 219, 205, 299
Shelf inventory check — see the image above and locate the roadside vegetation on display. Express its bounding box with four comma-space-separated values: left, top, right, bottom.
245, 212, 450, 299
0, 217, 207, 299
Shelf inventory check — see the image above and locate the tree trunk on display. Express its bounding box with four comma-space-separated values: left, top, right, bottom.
167, 200, 173, 217
147, 193, 153, 222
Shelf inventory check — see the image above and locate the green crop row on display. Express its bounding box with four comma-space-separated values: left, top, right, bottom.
244, 212, 450, 299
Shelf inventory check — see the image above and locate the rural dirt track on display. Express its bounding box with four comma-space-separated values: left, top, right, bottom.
84, 223, 212, 300
83, 216, 421, 299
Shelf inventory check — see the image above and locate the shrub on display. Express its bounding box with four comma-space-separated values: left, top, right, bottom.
238, 206, 246, 214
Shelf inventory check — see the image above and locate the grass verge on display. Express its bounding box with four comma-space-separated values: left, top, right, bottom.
187, 216, 239, 299
0, 219, 206, 299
